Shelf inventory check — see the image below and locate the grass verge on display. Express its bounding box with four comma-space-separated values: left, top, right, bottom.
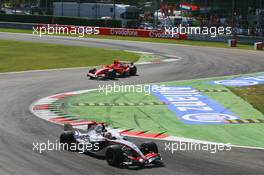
229, 85, 264, 115
58, 74, 264, 148
0, 39, 139, 72
0, 28, 261, 51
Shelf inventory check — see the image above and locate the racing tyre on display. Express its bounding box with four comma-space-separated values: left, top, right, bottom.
60, 131, 77, 151
129, 65, 137, 76
88, 68, 97, 79
105, 145, 124, 166
140, 141, 158, 154
107, 70, 116, 79
89, 68, 96, 74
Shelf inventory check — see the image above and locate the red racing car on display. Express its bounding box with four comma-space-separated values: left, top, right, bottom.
87, 60, 137, 79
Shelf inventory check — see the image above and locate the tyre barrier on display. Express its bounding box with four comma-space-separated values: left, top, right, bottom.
228, 39, 237, 47
254, 42, 263, 50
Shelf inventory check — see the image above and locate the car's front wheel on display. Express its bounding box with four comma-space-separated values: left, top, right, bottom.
88, 68, 97, 79
129, 65, 137, 76
105, 145, 124, 166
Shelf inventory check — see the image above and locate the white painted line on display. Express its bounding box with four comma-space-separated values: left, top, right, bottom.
163, 59, 179, 62
124, 50, 153, 55
36, 99, 57, 103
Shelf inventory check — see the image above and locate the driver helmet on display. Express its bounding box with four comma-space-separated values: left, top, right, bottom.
104, 132, 113, 139
113, 59, 120, 64
102, 124, 107, 133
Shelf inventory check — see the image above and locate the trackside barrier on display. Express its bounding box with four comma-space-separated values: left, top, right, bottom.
228, 39, 237, 47
37, 24, 187, 40
254, 42, 263, 50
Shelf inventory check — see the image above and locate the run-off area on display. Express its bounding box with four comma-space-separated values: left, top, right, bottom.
55, 74, 264, 148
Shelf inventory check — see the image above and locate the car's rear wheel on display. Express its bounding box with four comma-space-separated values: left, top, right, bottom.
105, 145, 124, 166
107, 70, 116, 79
129, 65, 137, 76
60, 131, 76, 151
140, 141, 158, 154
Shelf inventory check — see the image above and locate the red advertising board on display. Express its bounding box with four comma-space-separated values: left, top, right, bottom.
38, 24, 187, 40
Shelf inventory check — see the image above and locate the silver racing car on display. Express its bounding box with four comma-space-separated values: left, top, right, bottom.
59, 122, 163, 167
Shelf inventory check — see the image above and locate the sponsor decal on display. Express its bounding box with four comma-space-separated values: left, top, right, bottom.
149, 31, 178, 39
110, 29, 138, 37
209, 74, 264, 87
182, 113, 238, 123
152, 86, 239, 124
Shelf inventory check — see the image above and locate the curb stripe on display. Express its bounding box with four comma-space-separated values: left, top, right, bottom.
120, 130, 168, 139
74, 101, 167, 106
196, 89, 229, 92
49, 117, 74, 122
68, 120, 96, 126
51, 94, 73, 99
226, 119, 264, 124
33, 104, 49, 110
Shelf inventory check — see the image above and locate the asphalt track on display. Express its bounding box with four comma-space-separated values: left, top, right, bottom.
0, 32, 264, 175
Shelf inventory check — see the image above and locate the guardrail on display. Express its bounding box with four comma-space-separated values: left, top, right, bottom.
188, 34, 264, 45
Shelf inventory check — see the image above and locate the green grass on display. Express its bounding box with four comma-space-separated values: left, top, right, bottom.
0, 28, 31, 34
229, 85, 264, 115
0, 39, 139, 72
58, 74, 264, 148
0, 28, 261, 51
